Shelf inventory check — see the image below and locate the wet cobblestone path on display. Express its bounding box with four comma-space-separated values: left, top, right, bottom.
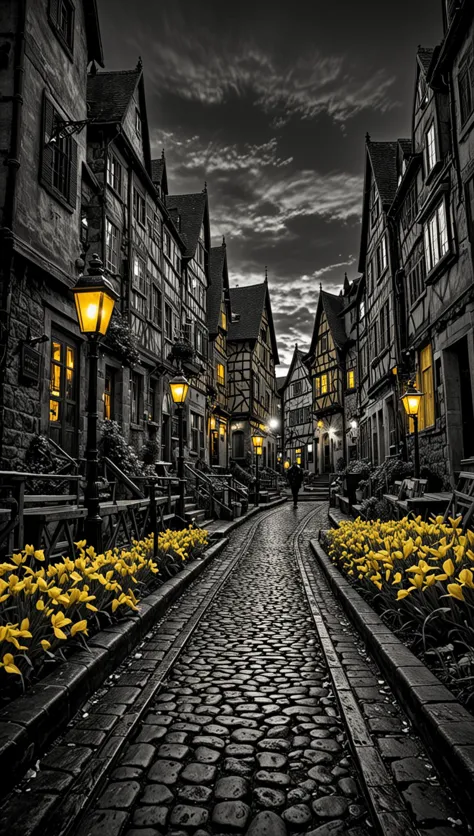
74, 502, 371, 835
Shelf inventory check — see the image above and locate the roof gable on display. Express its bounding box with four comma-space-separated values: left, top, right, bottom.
207, 242, 230, 338
228, 280, 280, 364
279, 345, 310, 391
166, 192, 210, 260
358, 138, 398, 272
87, 68, 141, 124
151, 153, 169, 196
306, 288, 347, 360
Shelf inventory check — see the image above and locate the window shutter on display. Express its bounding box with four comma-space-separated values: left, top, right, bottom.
40, 95, 54, 190
68, 138, 78, 208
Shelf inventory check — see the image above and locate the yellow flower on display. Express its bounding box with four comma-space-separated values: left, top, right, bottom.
443, 559, 455, 577
458, 569, 474, 588
51, 611, 72, 640
71, 620, 88, 637
41, 640, 51, 651
447, 583, 465, 601
397, 589, 412, 600
0, 653, 21, 675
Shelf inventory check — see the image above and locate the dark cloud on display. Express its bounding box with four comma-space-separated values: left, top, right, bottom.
97, 0, 443, 370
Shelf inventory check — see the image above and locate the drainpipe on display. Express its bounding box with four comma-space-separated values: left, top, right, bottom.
0, 0, 26, 465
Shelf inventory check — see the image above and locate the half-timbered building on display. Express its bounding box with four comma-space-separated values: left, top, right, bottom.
0, 0, 103, 468
279, 346, 314, 471
227, 280, 279, 469
305, 288, 352, 473
166, 190, 211, 464
86, 62, 180, 458
358, 138, 403, 467
207, 240, 232, 468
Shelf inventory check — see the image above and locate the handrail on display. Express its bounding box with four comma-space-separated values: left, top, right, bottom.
102, 458, 144, 499
47, 437, 79, 469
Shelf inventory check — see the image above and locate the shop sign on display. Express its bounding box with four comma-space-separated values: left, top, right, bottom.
20, 344, 41, 384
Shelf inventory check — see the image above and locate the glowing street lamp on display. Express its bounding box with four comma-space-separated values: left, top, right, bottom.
169, 373, 190, 521
73, 255, 117, 552
252, 433, 264, 506
401, 381, 424, 478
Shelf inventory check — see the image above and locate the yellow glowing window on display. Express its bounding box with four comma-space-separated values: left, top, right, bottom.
217, 363, 225, 385
221, 310, 227, 331
321, 374, 328, 394
416, 344, 435, 430
49, 400, 59, 422
347, 369, 355, 389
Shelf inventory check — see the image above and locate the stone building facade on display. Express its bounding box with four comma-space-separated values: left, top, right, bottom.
0, 0, 103, 468
279, 346, 314, 472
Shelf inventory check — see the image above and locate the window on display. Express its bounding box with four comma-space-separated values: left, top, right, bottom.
315, 373, 328, 397
221, 310, 227, 331
41, 95, 77, 207
425, 124, 437, 175
416, 344, 435, 430
191, 412, 205, 455
319, 335, 328, 353
417, 75, 428, 110
132, 254, 146, 295
148, 380, 157, 422
406, 240, 426, 306
367, 261, 373, 295
49, 0, 74, 52
265, 391, 270, 412
232, 430, 245, 459
293, 380, 302, 397
359, 300, 365, 322
459, 50, 474, 127
49, 336, 78, 455
466, 176, 474, 246
379, 301, 390, 350
376, 235, 388, 277
107, 153, 122, 194
371, 321, 378, 356
164, 230, 171, 258
346, 369, 355, 390
402, 182, 418, 231
197, 242, 205, 267
135, 108, 142, 137
133, 188, 146, 226
103, 367, 115, 420
131, 373, 142, 424
80, 209, 88, 247
424, 200, 449, 273
165, 304, 173, 340
105, 219, 120, 274
370, 180, 379, 226
216, 363, 225, 385
152, 286, 162, 326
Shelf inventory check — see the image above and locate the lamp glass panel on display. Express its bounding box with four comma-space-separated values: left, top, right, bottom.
98, 292, 115, 335
169, 379, 189, 404
252, 434, 264, 448
255, 446, 263, 456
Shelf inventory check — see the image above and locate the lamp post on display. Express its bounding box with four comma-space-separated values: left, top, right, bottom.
400, 382, 424, 478
169, 372, 190, 522
252, 433, 264, 506
73, 255, 117, 552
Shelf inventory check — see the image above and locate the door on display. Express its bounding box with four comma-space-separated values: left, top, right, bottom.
210, 431, 219, 466
323, 433, 330, 472
49, 335, 78, 456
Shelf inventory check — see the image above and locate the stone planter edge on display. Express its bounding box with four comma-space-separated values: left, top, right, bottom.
310, 536, 474, 821
0, 537, 228, 798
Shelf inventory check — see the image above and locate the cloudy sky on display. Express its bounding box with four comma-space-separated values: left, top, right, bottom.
97, 0, 443, 373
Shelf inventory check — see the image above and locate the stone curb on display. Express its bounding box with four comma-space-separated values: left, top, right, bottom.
0, 537, 228, 799
310, 536, 474, 822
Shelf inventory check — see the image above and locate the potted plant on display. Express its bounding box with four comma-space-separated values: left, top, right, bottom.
355, 478, 368, 502
344, 459, 371, 505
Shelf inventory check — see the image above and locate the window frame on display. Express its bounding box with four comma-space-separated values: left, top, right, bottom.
370, 180, 379, 227
105, 217, 120, 275
40, 93, 78, 210
48, 0, 75, 57
424, 122, 437, 177
135, 108, 142, 138
346, 368, 355, 390
106, 152, 122, 195
423, 198, 450, 275
216, 362, 225, 386
133, 187, 146, 227
416, 344, 436, 430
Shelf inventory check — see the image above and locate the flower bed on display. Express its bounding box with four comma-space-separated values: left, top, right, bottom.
0, 526, 207, 696
325, 515, 474, 710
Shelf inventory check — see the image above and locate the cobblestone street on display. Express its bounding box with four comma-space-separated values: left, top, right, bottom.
2, 502, 467, 836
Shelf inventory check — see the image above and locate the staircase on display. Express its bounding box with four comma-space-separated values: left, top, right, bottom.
184, 497, 213, 529
302, 474, 330, 501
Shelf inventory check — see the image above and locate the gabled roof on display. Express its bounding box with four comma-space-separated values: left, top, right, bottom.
166, 192, 209, 259
398, 138, 412, 157
151, 153, 168, 196
279, 346, 310, 392
228, 281, 280, 364
306, 288, 348, 360
87, 68, 141, 123
207, 242, 230, 339
358, 138, 399, 272
417, 46, 435, 75
84, 0, 104, 66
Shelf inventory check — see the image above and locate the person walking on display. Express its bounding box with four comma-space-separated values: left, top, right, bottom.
287, 462, 304, 506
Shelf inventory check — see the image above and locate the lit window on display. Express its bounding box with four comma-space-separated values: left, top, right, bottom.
346, 369, 355, 389
321, 374, 328, 394
221, 310, 227, 331
416, 345, 435, 430
425, 124, 437, 174
424, 200, 449, 273
216, 363, 225, 385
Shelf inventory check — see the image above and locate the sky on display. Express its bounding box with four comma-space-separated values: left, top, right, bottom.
97, 0, 443, 374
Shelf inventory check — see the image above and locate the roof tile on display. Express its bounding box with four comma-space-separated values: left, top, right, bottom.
87, 69, 140, 124
166, 193, 207, 258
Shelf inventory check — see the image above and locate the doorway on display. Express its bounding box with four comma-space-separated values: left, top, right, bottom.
323, 433, 330, 472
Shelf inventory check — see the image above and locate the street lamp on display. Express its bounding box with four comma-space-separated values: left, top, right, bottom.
169, 372, 190, 522
252, 434, 264, 507
73, 254, 117, 552
401, 381, 424, 478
